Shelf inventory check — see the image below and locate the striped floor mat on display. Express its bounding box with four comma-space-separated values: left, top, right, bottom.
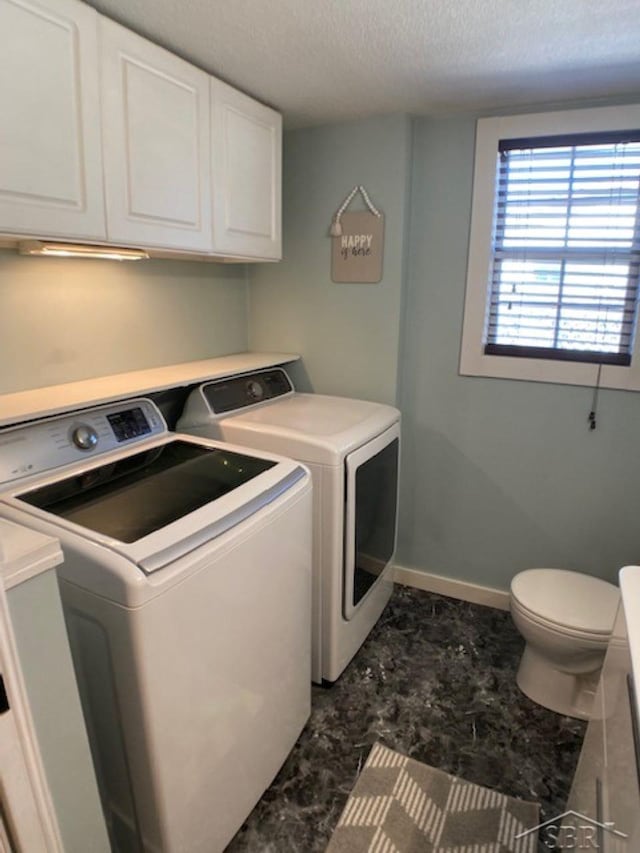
325, 743, 539, 853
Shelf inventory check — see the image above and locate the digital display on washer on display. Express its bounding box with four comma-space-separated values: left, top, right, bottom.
107, 407, 151, 442
17, 441, 276, 543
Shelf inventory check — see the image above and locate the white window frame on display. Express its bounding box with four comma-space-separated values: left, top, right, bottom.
460, 104, 640, 391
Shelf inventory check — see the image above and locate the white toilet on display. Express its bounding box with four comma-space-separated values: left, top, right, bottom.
510, 568, 619, 720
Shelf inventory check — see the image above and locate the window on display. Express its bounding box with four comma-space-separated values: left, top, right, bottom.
488, 132, 640, 366
460, 105, 640, 391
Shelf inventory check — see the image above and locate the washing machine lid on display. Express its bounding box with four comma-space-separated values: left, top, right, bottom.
511, 569, 619, 635
213, 394, 400, 465
3, 435, 306, 575
15, 440, 276, 544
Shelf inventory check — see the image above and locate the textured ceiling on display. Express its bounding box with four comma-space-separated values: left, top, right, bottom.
85, 0, 640, 127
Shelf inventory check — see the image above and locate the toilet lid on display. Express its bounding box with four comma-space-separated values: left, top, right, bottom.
511, 569, 619, 635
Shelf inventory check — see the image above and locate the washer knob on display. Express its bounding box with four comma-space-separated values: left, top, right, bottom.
72, 424, 98, 451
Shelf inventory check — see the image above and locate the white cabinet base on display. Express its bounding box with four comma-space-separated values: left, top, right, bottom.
566, 591, 640, 850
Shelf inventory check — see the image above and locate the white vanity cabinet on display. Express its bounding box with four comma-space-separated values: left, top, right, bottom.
0, 518, 110, 852
99, 18, 213, 253
211, 80, 282, 260
566, 589, 640, 850
0, 0, 106, 241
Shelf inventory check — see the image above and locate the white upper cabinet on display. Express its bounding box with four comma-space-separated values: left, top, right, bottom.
0, 0, 106, 240
0, 2, 282, 260
100, 19, 212, 252
211, 80, 282, 259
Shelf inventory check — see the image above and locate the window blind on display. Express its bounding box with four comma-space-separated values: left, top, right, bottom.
484, 130, 640, 366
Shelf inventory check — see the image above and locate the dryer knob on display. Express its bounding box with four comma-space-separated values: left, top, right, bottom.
72, 424, 99, 451
246, 380, 264, 401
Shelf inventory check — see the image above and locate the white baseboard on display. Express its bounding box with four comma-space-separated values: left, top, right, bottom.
393, 564, 510, 611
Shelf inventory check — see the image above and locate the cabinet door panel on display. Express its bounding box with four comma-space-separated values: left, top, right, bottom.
600, 608, 639, 848
100, 19, 212, 252
567, 602, 640, 851
211, 80, 282, 259
0, 0, 105, 239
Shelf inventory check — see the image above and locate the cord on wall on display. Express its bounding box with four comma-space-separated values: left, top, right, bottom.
588, 364, 603, 431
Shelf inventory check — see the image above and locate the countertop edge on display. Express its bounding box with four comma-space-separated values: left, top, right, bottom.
0, 352, 300, 427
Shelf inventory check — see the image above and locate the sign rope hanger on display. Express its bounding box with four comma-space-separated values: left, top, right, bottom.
329, 185, 382, 236
329, 185, 385, 283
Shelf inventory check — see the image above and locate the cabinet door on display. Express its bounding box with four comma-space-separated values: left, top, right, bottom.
0, 684, 51, 851
100, 18, 212, 252
211, 80, 282, 259
566, 684, 605, 823
567, 603, 640, 851
600, 607, 640, 850
0, 574, 63, 852
0, 0, 105, 240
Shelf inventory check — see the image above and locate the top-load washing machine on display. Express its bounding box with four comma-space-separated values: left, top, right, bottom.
178, 367, 400, 683
0, 397, 312, 852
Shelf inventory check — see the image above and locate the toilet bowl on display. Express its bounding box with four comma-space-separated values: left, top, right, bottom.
510, 569, 619, 719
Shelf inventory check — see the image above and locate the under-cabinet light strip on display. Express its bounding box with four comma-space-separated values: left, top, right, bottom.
18, 240, 149, 261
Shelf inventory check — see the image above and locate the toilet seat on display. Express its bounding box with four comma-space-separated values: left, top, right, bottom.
511, 569, 618, 636
510, 596, 611, 645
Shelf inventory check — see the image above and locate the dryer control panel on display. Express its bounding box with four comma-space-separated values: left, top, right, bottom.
0, 399, 165, 487
202, 369, 293, 415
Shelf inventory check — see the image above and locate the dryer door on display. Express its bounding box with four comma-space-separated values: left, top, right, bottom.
343, 422, 399, 620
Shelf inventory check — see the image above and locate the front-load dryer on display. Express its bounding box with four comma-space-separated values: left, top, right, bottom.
0, 397, 312, 853
178, 368, 400, 684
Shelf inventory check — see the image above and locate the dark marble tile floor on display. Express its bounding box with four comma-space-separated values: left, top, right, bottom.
227, 585, 585, 852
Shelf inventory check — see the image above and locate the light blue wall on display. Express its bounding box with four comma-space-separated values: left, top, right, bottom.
250, 108, 640, 591
397, 115, 640, 589
249, 114, 411, 406
0, 251, 248, 394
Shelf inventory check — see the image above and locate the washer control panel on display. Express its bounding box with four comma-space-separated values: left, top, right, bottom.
203, 369, 293, 414
0, 399, 165, 486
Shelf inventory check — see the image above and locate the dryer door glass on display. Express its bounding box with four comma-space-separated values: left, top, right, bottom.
344, 433, 398, 617
16, 441, 275, 543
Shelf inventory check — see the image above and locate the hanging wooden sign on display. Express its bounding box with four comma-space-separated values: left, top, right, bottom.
330, 186, 385, 283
